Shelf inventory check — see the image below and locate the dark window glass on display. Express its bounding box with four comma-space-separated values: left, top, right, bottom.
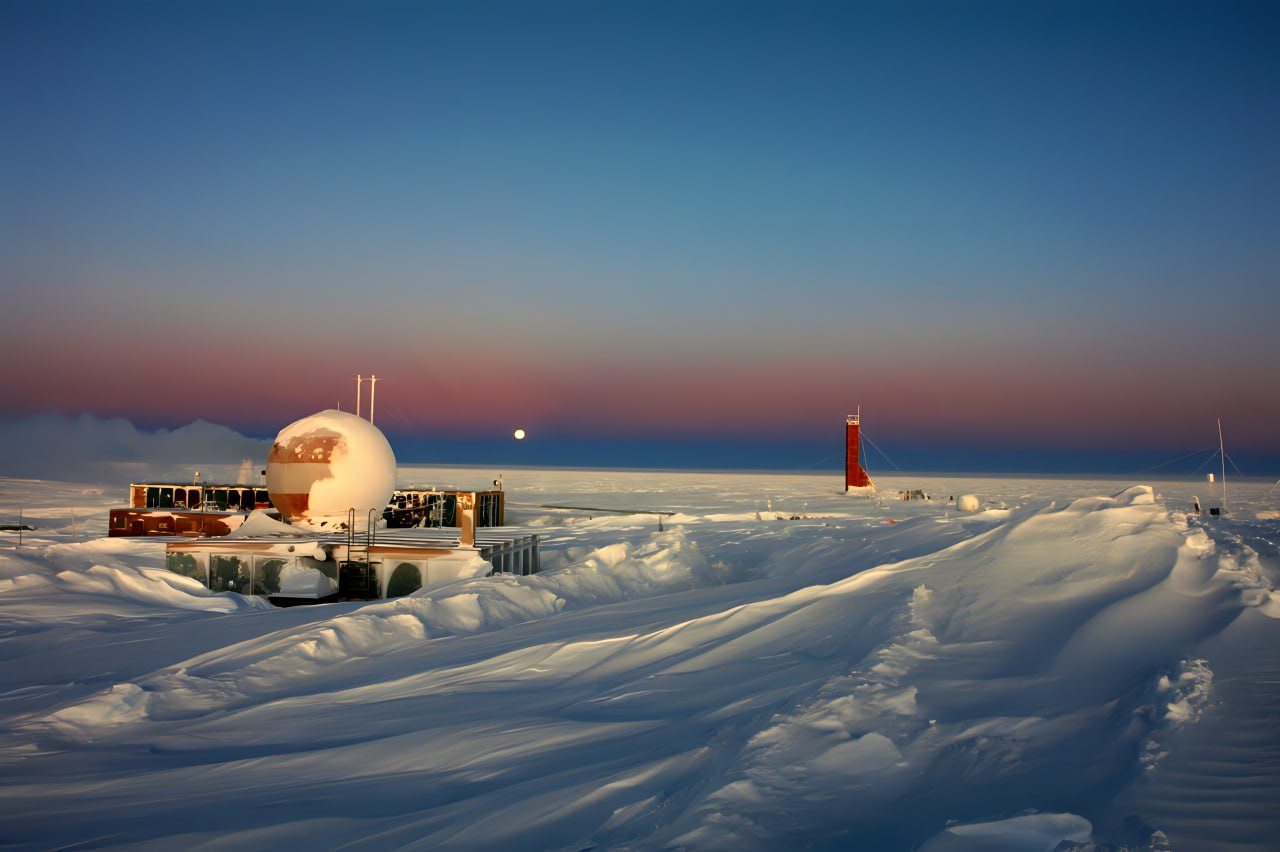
210, 555, 243, 592
253, 558, 286, 595
166, 553, 206, 586
387, 563, 422, 597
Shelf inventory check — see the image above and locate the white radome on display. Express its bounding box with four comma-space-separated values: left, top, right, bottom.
265, 410, 397, 528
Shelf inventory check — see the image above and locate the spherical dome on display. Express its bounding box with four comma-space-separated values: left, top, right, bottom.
266, 410, 396, 528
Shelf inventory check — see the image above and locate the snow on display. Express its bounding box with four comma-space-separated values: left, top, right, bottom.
918, 812, 1093, 851
1, 468, 1278, 849
277, 561, 338, 597
226, 508, 311, 538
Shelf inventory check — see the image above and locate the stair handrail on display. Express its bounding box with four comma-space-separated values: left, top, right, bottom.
367, 507, 379, 599
346, 507, 356, 561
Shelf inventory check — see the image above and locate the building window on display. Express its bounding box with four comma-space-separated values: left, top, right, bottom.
166, 552, 207, 586
387, 562, 423, 597
253, 558, 287, 595
210, 555, 247, 593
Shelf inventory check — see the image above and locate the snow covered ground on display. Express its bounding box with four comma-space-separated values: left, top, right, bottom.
1, 468, 1277, 850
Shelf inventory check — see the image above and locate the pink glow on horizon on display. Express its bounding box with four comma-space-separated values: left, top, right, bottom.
4, 321, 1277, 454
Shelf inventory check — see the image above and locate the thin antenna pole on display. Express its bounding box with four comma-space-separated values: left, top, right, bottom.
356, 374, 363, 419
1218, 417, 1228, 514
857, 405, 870, 473
369, 375, 378, 425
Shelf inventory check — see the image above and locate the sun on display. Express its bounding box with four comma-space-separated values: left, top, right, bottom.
513, 428, 526, 441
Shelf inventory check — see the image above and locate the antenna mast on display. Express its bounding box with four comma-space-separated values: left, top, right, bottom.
1218, 417, 1228, 514
353, 374, 380, 423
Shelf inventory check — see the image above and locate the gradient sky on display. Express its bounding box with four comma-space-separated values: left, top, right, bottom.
2, 0, 1277, 473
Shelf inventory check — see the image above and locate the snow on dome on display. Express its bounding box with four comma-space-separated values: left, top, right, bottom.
956, 494, 980, 513
265, 410, 396, 528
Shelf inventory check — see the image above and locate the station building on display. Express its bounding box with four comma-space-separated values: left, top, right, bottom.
144, 409, 539, 604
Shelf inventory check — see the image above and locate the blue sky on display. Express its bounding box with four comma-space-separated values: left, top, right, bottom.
2, 0, 1277, 473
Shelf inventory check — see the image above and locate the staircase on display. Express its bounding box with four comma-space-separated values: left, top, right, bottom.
338, 508, 381, 601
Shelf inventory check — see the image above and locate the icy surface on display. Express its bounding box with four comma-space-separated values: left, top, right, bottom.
1, 469, 1278, 849
918, 812, 1093, 851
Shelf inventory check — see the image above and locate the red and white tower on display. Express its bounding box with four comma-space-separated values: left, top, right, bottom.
845, 410, 873, 490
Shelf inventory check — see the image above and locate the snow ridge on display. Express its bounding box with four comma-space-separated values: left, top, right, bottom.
2, 475, 1278, 850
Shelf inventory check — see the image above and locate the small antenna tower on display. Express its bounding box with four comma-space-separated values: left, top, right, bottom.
1218, 417, 1228, 515
354, 374, 380, 423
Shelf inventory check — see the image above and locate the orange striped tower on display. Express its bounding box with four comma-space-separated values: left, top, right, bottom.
845, 411, 872, 490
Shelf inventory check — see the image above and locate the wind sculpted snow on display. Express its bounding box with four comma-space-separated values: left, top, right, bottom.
0, 473, 1277, 850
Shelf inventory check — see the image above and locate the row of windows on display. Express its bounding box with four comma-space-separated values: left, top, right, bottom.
167, 553, 336, 595
142, 487, 270, 511
165, 553, 426, 598
384, 492, 503, 527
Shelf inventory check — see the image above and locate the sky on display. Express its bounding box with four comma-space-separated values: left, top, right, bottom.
2, 0, 1277, 474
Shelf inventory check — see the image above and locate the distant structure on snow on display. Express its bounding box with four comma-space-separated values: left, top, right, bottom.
109, 408, 535, 605
845, 410, 874, 491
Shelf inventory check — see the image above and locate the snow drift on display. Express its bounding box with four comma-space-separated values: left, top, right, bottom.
1, 472, 1277, 850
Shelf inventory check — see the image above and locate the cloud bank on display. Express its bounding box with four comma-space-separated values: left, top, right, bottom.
0, 413, 270, 482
